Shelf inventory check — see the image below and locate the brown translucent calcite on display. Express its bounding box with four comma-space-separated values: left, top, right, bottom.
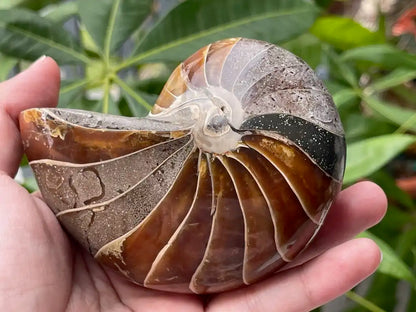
19, 37, 345, 294
20, 108, 179, 163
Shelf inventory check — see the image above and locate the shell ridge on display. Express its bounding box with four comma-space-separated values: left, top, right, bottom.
226, 149, 289, 262
245, 135, 330, 224
94, 149, 200, 286
231, 45, 272, 94
55, 136, 194, 217
94, 149, 199, 256
189, 158, 245, 294
218, 155, 283, 285
144, 150, 213, 292
202, 44, 211, 87
218, 38, 241, 90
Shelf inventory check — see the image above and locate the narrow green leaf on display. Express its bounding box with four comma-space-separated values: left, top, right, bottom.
396, 227, 416, 258
0, 0, 25, 9
358, 231, 416, 284
41, 2, 78, 24
324, 46, 358, 88
310, 16, 384, 50
364, 95, 416, 131
345, 291, 386, 312
122, 0, 319, 67
368, 68, 416, 93
332, 88, 358, 108
77, 0, 153, 55
0, 8, 88, 64
370, 170, 415, 211
341, 44, 416, 70
344, 134, 416, 184
0, 53, 17, 81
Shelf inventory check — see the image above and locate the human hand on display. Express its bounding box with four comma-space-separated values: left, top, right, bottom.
0, 57, 387, 312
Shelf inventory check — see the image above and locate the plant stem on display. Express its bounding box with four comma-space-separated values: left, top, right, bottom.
60, 78, 89, 94
103, 0, 121, 65
102, 76, 111, 114
394, 112, 416, 134
111, 74, 152, 111
345, 291, 386, 312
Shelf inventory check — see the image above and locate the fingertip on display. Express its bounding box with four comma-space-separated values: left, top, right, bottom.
0, 56, 61, 120
343, 181, 388, 225
352, 237, 383, 275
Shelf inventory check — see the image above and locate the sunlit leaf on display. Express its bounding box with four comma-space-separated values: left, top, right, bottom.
310, 16, 384, 50
344, 134, 416, 184
123, 0, 319, 67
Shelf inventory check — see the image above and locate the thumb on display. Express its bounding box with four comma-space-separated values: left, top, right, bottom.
0, 56, 60, 177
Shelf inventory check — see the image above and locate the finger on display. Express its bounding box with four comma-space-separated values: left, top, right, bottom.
208, 238, 381, 312
0, 56, 60, 176
287, 181, 387, 268
104, 268, 203, 312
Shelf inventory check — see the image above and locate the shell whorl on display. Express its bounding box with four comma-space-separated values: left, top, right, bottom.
19, 38, 345, 294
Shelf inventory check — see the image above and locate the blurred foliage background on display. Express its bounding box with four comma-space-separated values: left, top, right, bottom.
1, 0, 416, 310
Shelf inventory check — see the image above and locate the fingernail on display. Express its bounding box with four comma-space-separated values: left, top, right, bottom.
30, 55, 47, 67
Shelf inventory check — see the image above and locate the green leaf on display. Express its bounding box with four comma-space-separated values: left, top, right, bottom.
58, 80, 87, 108
122, 0, 319, 67
344, 134, 416, 184
123, 90, 155, 117
282, 33, 323, 69
343, 114, 395, 142
41, 2, 78, 24
0, 8, 88, 64
370, 170, 415, 211
77, 0, 153, 56
0, 0, 25, 9
0, 53, 17, 81
310, 16, 384, 50
368, 68, 416, 93
332, 88, 359, 108
0, 0, 59, 10
363, 95, 416, 132
324, 46, 358, 88
341, 44, 416, 70
358, 231, 416, 285
112, 74, 153, 112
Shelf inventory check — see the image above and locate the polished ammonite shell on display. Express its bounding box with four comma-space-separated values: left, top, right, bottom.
19, 38, 345, 294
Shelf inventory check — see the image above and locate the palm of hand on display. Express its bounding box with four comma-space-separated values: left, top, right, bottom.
0, 57, 386, 312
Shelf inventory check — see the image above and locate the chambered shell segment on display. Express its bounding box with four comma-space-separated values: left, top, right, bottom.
19, 38, 345, 294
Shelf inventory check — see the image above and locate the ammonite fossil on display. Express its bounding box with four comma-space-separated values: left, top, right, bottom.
19, 38, 345, 294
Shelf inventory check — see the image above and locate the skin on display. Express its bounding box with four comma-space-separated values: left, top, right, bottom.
0, 57, 387, 312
